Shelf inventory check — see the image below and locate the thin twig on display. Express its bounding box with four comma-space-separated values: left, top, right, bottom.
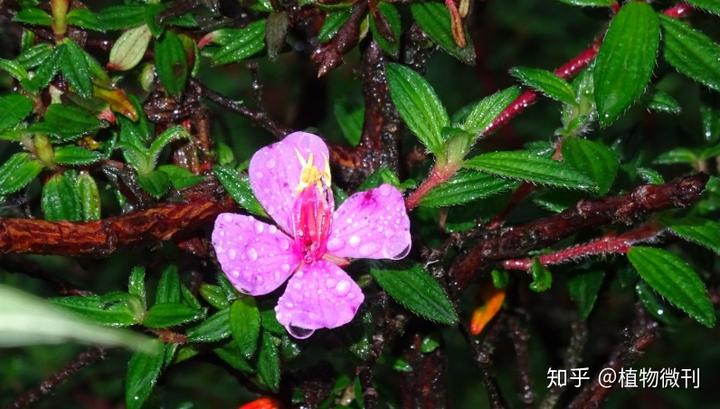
7, 347, 106, 409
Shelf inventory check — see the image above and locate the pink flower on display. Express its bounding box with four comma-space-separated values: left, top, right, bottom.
212, 132, 411, 338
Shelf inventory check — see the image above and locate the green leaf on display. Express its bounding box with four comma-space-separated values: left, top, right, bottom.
208, 20, 267, 65
357, 166, 404, 191
561, 137, 619, 195
370, 264, 458, 325
138, 170, 171, 199
76, 171, 101, 221
635, 281, 680, 326
334, 100, 364, 147
186, 308, 231, 343
147, 126, 190, 170
556, 0, 614, 6
461, 86, 520, 136
653, 148, 698, 165
701, 106, 720, 143
594, 2, 659, 127
660, 15, 720, 93
214, 343, 254, 373
54, 146, 103, 165
0, 94, 33, 133
143, 303, 205, 328
14, 8, 52, 25
647, 90, 681, 115
109, 25, 153, 71
257, 332, 281, 392
318, 10, 351, 43
230, 298, 261, 359
30, 104, 103, 141
16, 43, 54, 69
126, 347, 166, 409
129, 266, 147, 305
66, 8, 104, 31
510, 67, 575, 105
369, 3, 402, 57
200, 284, 231, 310
52, 292, 145, 327
97, 5, 146, 30
25, 46, 62, 93
386, 63, 449, 154
155, 31, 188, 97
420, 170, 517, 207
0, 153, 43, 195
157, 164, 204, 190
155, 265, 181, 304
59, 40, 92, 98
213, 165, 266, 216
464, 150, 596, 190
664, 217, 720, 255
628, 246, 715, 327
529, 259, 552, 292
410, 2, 476, 65
0, 284, 155, 351
685, 0, 720, 16
41, 173, 82, 221
0, 58, 29, 81
567, 270, 604, 319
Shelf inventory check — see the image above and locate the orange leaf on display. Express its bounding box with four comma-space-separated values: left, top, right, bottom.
238, 397, 282, 409
469, 284, 505, 335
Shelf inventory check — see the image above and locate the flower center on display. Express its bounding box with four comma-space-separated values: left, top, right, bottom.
292, 183, 333, 264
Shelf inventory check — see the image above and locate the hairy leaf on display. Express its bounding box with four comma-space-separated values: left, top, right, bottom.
510, 67, 575, 105
464, 150, 596, 190
213, 165, 265, 216
208, 20, 266, 65
126, 347, 166, 409
664, 217, 720, 255
628, 246, 715, 327
421, 170, 517, 207
155, 31, 188, 97
52, 292, 144, 327
230, 297, 261, 359
0, 153, 43, 195
371, 264, 458, 325
386, 63, 449, 154
660, 15, 720, 92
143, 303, 205, 328
567, 270, 605, 319
42, 173, 82, 221
186, 308, 231, 343
461, 86, 520, 136
562, 137, 619, 195
0, 94, 33, 133
594, 2, 659, 127
257, 332, 281, 392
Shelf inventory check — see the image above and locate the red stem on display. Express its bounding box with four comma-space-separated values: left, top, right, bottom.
404, 165, 456, 210
501, 223, 662, 271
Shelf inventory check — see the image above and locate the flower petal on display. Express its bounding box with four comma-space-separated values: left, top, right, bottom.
249, 131, 331, 234
275, 260, 364, 338
212, 213, 300, 295
326, 184, 411, 260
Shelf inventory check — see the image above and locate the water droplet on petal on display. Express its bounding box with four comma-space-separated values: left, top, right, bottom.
327, 237, 343, 251
325, 278, 336, 288
223, 214, 233, 222
349, 235, 361, 247
229, 249, 237, 259
281, 263, 290, 272
269, 225, 278, 234
232, 270, 240, 277
336, 280, 351, 295
255, 222, 265, 234
247, 247, 258, 260
359, 242, 378, 256
266, 159, 276, 169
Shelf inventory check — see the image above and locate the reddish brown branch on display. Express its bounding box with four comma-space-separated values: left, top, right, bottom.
0, 181, 235, 256
450, 174, 709, 290
311, 2, 368, 77
501, 223, 663, 271
7, 347, 106, 409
